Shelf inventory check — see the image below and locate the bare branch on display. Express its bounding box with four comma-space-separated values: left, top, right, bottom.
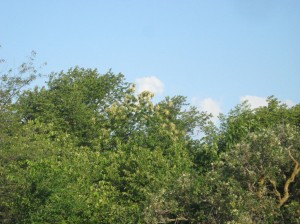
269, 179, 281, 201
166, 217, 189, 223
279, 149, 300, 207
288, 148, 298, 165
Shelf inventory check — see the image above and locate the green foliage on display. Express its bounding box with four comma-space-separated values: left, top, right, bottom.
17, 67, 129, 147
4, 124, 193, 223
2, 66, 206, 223
202, 97, 300, 223
0, 51, 44, 223
219, 96, 297, 151
1, 60, 300, 223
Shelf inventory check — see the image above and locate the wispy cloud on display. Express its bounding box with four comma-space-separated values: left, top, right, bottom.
135, 76, 164, 95
240, 95, 295, 109
192, 97, 222, 123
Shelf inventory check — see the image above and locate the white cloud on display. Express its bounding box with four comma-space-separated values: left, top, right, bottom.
285, 99, 295, 108
192, 97, 222, 123
135, 76, 164, 95
240, 95, 295, 109
240, 95, 268, 109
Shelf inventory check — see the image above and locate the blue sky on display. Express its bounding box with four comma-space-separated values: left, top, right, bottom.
1, 0, 300, 117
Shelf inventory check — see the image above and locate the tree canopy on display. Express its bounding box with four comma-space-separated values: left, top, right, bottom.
1, 58, 300, 223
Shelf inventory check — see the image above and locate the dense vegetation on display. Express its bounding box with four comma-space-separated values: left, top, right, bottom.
1, 56, 300, 223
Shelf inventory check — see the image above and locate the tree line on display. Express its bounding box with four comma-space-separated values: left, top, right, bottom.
0, 54, 300, 223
